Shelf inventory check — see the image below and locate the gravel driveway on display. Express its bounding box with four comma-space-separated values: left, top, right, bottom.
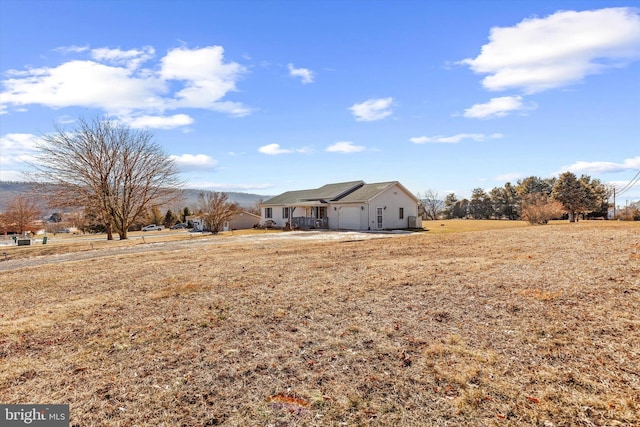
0, 230, 410, 272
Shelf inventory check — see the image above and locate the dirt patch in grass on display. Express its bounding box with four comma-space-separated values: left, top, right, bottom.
1, 221, 639, 426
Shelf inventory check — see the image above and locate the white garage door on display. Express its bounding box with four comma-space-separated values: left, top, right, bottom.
338, 207, 361, 230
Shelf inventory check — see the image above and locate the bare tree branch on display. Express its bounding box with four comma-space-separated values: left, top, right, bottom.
198, 191, 241, 234
0, 195, 42, 235
31, 116, 183, 239
419, 189, 444, 220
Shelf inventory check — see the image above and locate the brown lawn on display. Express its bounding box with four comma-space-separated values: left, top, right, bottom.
0, 221, 639, 426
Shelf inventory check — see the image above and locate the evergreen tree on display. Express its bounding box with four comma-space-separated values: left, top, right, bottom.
516, 176, 555, 197
552, 172, 588, 222
181, 207, 192, 223
453, 199, 469, 219
443, 193, 458, 219
163, 209, 179, 228
469, 188, 492, 219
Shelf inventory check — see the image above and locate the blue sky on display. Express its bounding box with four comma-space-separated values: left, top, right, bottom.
1, 0, 639, 204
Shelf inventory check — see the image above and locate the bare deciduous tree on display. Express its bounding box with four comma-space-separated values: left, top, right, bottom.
146, 205, 164, 228
520, 193, 564, 225
32, 117, 182, 239
198, 191, 241, 234
0, 195, 42, 235
418, 189, 444, 220
246, 198, 263, 216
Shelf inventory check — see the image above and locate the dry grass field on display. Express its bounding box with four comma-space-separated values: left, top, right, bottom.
1, 221, 639, 426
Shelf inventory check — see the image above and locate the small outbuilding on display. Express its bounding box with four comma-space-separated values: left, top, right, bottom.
225, 211, 261, 231
189, 211, 261, 232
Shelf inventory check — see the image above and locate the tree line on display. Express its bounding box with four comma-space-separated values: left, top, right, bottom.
0, 195, 255, 236
0, 116, 626, 236
421, 174, 611, 224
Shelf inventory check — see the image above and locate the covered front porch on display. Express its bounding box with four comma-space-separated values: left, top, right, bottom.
288, 203, 329, 230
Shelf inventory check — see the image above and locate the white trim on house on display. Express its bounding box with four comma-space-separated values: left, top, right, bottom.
260, 180, 420, 231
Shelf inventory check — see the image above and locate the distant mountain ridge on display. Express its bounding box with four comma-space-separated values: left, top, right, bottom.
0, 181, 270, 213
180, 188, 269, 210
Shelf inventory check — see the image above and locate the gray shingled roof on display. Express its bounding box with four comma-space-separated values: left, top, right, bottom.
262, 180, 418, 206
262, 181, 364, 205
312, 181, 365, 200
337, 181, 398, 203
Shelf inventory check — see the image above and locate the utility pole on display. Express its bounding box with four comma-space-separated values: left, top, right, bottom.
613, 187, 616, 219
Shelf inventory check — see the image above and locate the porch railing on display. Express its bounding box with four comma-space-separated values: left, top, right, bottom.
292, 216, 328, 229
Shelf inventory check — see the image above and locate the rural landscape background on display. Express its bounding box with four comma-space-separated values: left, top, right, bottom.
1, 1, 639, 200
1, 1, 639, 426
0, 181, 266, 215
0, 220, 638, 425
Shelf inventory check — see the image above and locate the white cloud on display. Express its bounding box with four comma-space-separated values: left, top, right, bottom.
409, 133, 504, 144
258, 143, 293, 155
2, 60, 166, 113
0, 133, 39, 152
170, 154, 218, 170
463, 96, 536, 119
91, 46, 155, 69
461, 7, 640, 93
185, 181, 274, 191
493, 172, 525, 182
561, 156, 640, 174
287, 63, 314, 84
160, 46, 248, 114
349, 97, 394, 121
0, 44, 250, 126
0, 133, 39, 179
53, 45, 90, 54
125, 114, 194, 129
55, 115, 77, 125
326, 141, 366, 153
258, 143, 310, 155
205, 100, 252, 117
0, 170, 27, 181
607, 179, 640, 194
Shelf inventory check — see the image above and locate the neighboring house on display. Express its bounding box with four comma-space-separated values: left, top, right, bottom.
260, 180, 421, 231
189, 211, 261, 232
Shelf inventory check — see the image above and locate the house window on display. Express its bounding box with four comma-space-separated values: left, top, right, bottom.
399, 207, 404, 219
265, 207, 272, 218
312, 206, 327, 218
282, 207, 289, 219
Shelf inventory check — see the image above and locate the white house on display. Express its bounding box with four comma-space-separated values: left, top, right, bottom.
260, 180, 421, 231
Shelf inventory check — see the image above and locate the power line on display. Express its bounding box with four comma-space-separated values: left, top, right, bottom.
615, 168, 640, 196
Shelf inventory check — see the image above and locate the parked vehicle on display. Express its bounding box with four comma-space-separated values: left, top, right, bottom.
170, 223, 188, 229
141, 224, 164, 231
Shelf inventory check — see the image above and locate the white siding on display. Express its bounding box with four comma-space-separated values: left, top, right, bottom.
262, 183, 419, 230
336, 206, 363, 230
366, 186, 418, 229
263, 206, 287, 226
229, 212, 261, 230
